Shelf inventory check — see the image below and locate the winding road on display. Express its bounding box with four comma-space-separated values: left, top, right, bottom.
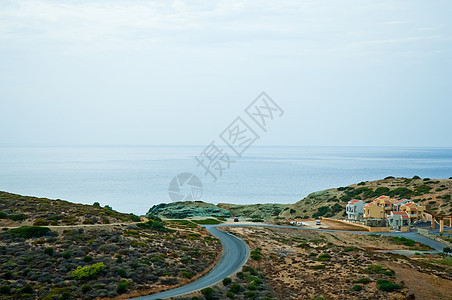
132, 223, 446, 299
133, 226, 249, 300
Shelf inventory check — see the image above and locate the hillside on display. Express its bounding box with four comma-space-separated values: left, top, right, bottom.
283, 176, 452, 220
0, 191, 141, 226
0, 193, 221, 299
148, 177, 452, 221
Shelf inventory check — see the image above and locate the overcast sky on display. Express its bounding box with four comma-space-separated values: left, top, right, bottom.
0, 0, 451, 147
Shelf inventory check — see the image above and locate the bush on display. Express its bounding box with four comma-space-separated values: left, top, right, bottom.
313, 206, 329, 218
226, 291, 235, 298
83, 255, 93, 262
8, 214, 27, 221
377, 279, 401, 292
223, 277, 232, 286
413, 175, 421, 179
71, 262, 105, 280
44, 247, 54, 256
117, 268, 127, 277
247, 283, 257, 290
82, 284, 92, 293
21, 284, 34, 294
316, 254, 331, 261
355, 278, 371, 284
352, 285, 362, 291
62, 251, 72, 259
7, 226, 51, 239
33, 219, 49, 226
117, 280, 130, 294
0, 285, 10, 295
201, 287, 214, 300
0, 212, 7, 219
182, 271, 192, 279
229, 283, 242, 293
250, 248, 263, 260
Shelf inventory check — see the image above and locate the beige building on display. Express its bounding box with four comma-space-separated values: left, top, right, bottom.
400, 202, 426, 223
363, 202, 385, 219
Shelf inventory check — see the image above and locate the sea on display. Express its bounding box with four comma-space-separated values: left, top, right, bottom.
1, 146, 452, 215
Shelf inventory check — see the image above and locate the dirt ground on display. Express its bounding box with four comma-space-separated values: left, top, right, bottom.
225, 226, 452, 300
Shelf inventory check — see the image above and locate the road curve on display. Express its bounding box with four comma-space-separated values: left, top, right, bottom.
214, 224, 446, 252
132, 225, 249, 300
132, 223, 445, 299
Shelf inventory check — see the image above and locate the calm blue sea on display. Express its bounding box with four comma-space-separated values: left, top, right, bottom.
1, 146, 452, 215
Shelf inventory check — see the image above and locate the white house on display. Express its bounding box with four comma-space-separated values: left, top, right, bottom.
387, 211, 410, 229
346, 199, 365, 220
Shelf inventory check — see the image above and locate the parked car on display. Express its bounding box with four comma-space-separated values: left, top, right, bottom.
316, 220, 321, 225
234, 217, 239, 222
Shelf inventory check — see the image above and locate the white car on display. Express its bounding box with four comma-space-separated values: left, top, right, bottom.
316, 220, 321, 225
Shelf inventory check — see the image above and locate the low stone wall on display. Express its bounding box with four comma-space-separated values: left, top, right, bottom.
321, 218, 390, 232
418, 228, 452, 248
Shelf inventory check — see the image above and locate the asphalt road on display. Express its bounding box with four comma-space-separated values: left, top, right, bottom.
214, 224, 446, 252
132, 225, 249, 300
132, 223, 446, 299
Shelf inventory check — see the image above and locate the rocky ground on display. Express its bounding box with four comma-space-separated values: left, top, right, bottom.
223, 226, 452, 300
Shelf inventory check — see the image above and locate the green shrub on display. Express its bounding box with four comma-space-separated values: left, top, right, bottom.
222, 277, 232, 286
71, 262, 105, 280
312, 264, 325, 269
83, 255, 93, 262
19, 284, 34, 294
250, 248, 263, 260
229, 283, 242, 293
242, 266, 258, 275
62, 251, 72, 259
0, 212, 8, 219
82, 284, 92, 293
355, 278, 371, 284
7, 226, 51, 239
226, 291, 235, 298
316, 254, 331, 261
8, 214, 27, 221
377, 279, 401, 292
247, 283, 257, 290
201, 287, 214, 300
366, 265, 394, 276
117, 268, 127, 277
352, 285, 362, 291
44, 247, 54, 256
33, 219, 49, 226
0, 285, 10, 295
236, 272, 244, 279
117, 280, 130, 294
182, 271, 192, 279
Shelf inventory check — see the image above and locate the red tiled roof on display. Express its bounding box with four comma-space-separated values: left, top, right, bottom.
349, 200, 360, 204
395, 199, 408, 204
364, 202, 375, 208
391, 211, 409, 219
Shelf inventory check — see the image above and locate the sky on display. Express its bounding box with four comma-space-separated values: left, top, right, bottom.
0, 0, 451, 147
